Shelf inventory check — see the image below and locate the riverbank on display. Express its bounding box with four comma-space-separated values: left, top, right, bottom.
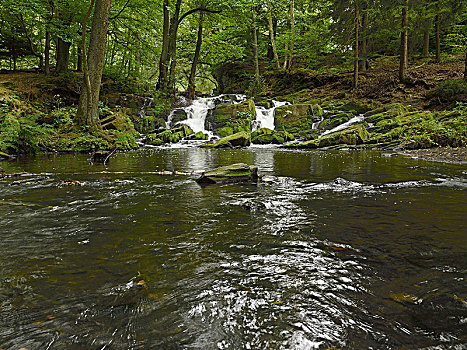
399, 147, 467, 164
1, 56, 466, 156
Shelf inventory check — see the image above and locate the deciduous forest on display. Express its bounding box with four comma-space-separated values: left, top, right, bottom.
0, 0, 466, 154
1, 2, 467, 349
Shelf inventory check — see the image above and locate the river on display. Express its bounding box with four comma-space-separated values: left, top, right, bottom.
0, 147, 466, 349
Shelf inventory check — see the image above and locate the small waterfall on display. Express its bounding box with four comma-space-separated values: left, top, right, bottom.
138, 97, 154, 118
319, 114, 365, 138
171, 95, 248, 133
252, 100, 289, 131
312, 115, 324, 130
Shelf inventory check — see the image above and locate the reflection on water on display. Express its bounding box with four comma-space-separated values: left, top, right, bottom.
0, 148, 466, 349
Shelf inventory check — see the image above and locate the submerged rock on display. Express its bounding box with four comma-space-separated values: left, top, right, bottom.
201, 131, 251, 148
196, 163, 258, 184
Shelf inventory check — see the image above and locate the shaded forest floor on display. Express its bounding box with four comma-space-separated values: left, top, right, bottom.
264, 55, 466, 111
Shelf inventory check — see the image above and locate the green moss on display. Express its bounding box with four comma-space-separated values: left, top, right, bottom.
217, 127, 234, 137
193, 131, 208, 140
201, 131, 251, 148
146, 134, 164, 146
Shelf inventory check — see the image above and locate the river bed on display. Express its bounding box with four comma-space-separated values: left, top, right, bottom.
0, 148, 466, 349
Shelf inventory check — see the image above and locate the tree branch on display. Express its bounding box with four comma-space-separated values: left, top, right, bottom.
178, 7, 221, 24
18, 14, 41, 59
110, 0, 131, 21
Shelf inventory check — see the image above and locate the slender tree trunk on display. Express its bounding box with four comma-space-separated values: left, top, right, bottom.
399, 0, 409, 84
358, 10, 368, 72
422, 25, 430, 57
267, 2, 280, 69
56, 38, 71, 73
288, 0, 295, 69
168, 0, 183, 90
464, 50, 467, 81
157, 0, 170, 90
252, 9, 260, 85
76, 0, 112, 128
187, 12, 203, 99
77, 46, 83, 72
283, 7, 290, 69
435, 2, 440, 62
18, 14, 44, 71
45, 30, 51, 74
353, 3, 359, 89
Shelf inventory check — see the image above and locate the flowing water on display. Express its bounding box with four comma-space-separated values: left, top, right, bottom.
253, 101, 290, 131
0, 148, 466, 349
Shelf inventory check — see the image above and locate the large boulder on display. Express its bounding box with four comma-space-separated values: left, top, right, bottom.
146, 125, 194, 144
274, 104, 322, 135
251, 128, 294, 144
196, 163, 258, 185
207, 99, 256, 134
285, 123, 370, 149
201, 131, 251, 148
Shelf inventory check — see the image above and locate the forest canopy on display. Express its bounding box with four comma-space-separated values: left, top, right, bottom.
1, 0, 465, 94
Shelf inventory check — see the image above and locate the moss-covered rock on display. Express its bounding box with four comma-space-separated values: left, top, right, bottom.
101, 112, 136, 132
251, 127, 274, 139
319, 111, 353, 131
286, 123, 370, 149
274, 104, 315, 135
171, 125, 194, 137
251, 128, 295, 144
217, 127, 234, 137
201, 131, 251, 148
146, 134, 164, 146
207, 99, 256, 133
192, 131, 208, 140
196, 163, 258, 184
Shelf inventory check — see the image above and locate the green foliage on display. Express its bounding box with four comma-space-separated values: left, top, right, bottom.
428, 79, 467, 102
0, 95, 54, 153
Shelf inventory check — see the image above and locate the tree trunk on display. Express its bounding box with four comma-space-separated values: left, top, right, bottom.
358, 10, 368, 72
252, 9, 260, 85
76, 0, 111, 128
435, 2, 440, 62
288, 0, 295, 69
18, 14, 44, 71
77, 46, 83, 72
156, 0, 170, 90
267, 2, 280, 69
353, 3, 359, 89
422, 25, 430, 58
187, 12, 203, 99
45, 30, 51, 74
464, 50, 467, 81
56, 38, 71, 73
168, 0, 183, 90
399, 0, 408, 84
